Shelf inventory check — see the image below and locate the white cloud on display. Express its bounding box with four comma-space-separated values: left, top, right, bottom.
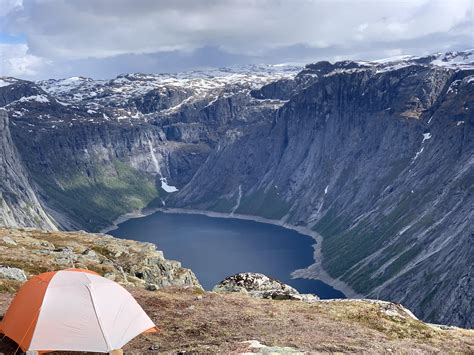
0, 0, 23, 17
5, 0, 472, 60
0, 43, 49, 77
1, 0, 472, 79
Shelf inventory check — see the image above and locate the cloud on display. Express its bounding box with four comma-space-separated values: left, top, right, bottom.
0, 43, 49, 77
0, 0, 23, 17
0, 0, 472, 79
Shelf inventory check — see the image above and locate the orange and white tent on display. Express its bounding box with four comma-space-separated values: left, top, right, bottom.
0, 269, 158, 353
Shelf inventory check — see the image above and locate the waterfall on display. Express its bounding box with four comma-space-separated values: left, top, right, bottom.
147, 136, 178, 193
147, 138, 161, 175
231, 185, 242, 214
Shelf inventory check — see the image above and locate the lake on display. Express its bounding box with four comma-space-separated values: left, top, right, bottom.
109, 211, 345, 299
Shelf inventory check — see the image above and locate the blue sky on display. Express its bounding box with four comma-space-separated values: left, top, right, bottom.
0, 32, 26, 44
1, 0, 472, 80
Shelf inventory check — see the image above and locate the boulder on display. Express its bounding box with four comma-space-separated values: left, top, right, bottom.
213, 272, 319, 302
2, 236, 17, 246
0, 266, 27, 281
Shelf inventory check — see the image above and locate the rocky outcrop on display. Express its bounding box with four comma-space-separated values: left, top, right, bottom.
0, 227, 201, 290
213, 272, 319, 301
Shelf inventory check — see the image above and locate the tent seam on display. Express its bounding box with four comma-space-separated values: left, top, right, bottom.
83, 273, 113, 351
22, 272, 56, 351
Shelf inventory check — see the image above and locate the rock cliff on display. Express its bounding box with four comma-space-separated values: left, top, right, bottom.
171, 55, 474, 328
0, 110, 57, 230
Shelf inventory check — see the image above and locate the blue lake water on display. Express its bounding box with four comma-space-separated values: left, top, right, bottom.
109, 212, 345, 299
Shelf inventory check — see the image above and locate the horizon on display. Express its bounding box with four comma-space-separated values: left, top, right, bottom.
1, 0, 472, 80
2, 48, 473, 82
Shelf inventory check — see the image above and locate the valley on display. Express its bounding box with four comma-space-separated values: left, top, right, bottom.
108, 210, 346, 298
0, 51, 473, 328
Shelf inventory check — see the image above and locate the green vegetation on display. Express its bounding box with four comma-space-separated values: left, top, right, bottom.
313, 207, 350, 237
418, 283, 440, 320
316, 188, 431, 294
208, 194, 236, 213
236, 187, 289, 220
34, 160, 159, 231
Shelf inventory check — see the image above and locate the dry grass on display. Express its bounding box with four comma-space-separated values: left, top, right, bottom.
3, 288, 470, 354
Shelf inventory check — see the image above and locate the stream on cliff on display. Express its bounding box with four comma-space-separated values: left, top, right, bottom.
109, 212, 345, 299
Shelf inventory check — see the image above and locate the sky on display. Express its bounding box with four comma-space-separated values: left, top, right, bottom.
1, 0, 473, 80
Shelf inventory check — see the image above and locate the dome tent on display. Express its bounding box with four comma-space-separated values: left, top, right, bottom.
0, 269, 158, 353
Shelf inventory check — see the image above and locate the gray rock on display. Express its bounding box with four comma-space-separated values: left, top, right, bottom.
0, 266, 27, 281
2, 236, 17, 246
0, 110, 58, 230
213, 273, 319, 302
145, 283, 159, 291
53, 246, 78, 265
241, 340, 305, 354
81, 248, 98, 260
172, 55, 474, 328
103, 272, 117, 281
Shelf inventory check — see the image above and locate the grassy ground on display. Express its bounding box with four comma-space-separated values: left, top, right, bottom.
0, 288, 473, 354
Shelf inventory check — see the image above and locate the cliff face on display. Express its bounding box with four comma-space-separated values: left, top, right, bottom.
0, 110, 57, 230
1, 67, 292, 231
0, 54, 472, 327
11, 121, 211, 230
171, 59, 473, 327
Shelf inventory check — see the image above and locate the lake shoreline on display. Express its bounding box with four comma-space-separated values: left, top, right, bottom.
101, 207, 362, 299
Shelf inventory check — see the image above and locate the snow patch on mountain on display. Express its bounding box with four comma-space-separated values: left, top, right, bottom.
160, 177, 178, 193
422, 133, 432, 143
18, 95, 50, 103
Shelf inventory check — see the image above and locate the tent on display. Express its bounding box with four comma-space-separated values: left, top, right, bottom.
0, 268, 158, 353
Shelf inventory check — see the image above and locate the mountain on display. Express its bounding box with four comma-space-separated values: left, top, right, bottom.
0, 51, 472, 327
0, 109, 57, 229
0, 65, 299, 230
